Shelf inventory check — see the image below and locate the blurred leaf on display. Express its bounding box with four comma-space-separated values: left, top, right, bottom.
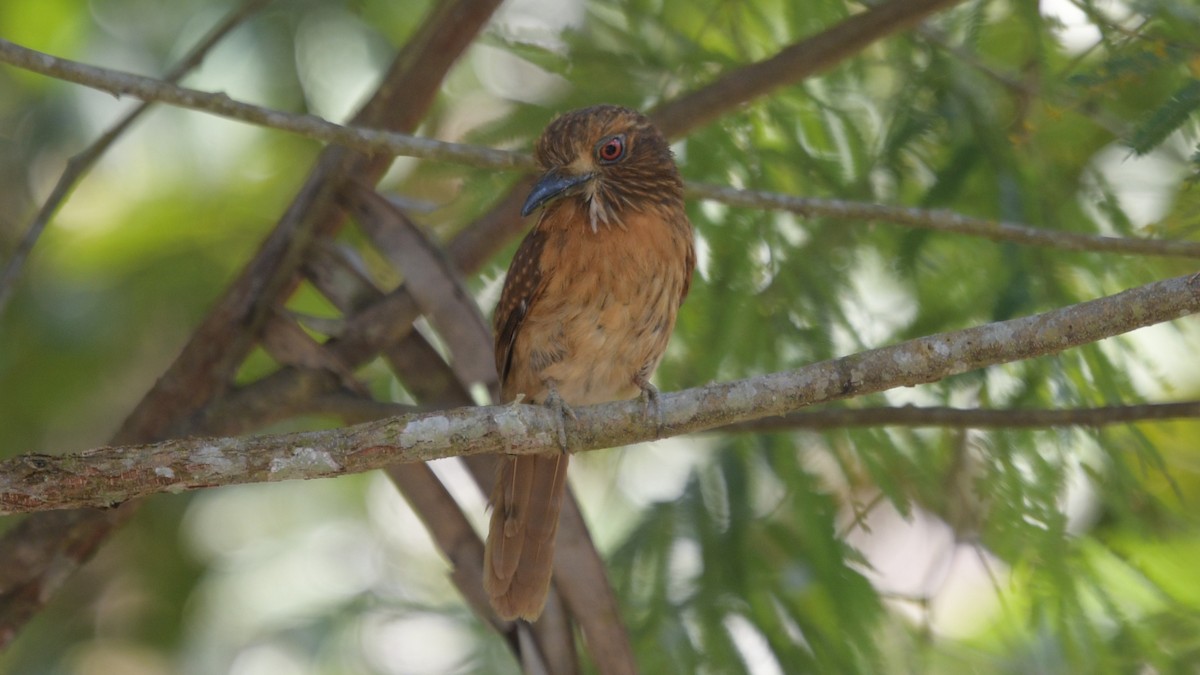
5, 0, 1200, 673
1128, 78, 1200, 155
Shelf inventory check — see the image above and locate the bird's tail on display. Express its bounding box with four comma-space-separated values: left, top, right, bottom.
485, 453, 570, 621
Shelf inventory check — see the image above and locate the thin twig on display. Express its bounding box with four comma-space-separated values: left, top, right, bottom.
0, 0, 275, 318
650, 0, 969, 137
0, 38, 532, 172
4, 272, 1199, 514
305, 218, 594, 672
7, 39, 1199, 260
0, 0, 506, 650
447, 0, 977, 276
722, 401, 1200, 433
915, 24, 1128, 137
687, 182, 1200, 258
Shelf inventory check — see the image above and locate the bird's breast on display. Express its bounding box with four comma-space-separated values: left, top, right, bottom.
512, 203, 692, 406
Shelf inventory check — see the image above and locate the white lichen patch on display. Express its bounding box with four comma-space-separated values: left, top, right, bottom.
932, 340, 951, 358
848, 365, 867, 388
154, 466, 175, 479
724, 382, 757, 410
494, 407, 528, 439
269, 446, 342, 480
191, 445, 234, 472
400, 416, 450, 448
989, 323, 1015, 345
673, 395, 700, 423
455, 415, 489, 442
892, 350, 920, 373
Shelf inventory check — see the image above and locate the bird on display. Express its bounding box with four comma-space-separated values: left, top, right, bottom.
485, 105, 695, 622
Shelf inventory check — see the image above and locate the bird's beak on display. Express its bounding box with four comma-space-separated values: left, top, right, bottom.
521, 170, 592, 217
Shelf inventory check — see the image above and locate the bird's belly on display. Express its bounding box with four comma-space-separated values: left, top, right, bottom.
522, 263, 680, 406
553, 298, 670, 404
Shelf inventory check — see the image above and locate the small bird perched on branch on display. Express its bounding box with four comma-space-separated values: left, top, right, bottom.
485, 105, 695, 621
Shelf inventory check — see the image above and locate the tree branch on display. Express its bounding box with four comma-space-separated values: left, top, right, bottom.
688, 183, 1200, 258
723, 401, 1200, 433
5, 39, 1195, 260
4, 273, 1198, 514
0, 0, 276, 319
651, 0, 968, 136
282, 392, 1200, 434
0, 0, 504, 649
304, 217, 600, 672
446, 0, 977, 281
0, 38, 531, 172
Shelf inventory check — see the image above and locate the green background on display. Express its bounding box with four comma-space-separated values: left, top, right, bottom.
3, 0, 1200, 672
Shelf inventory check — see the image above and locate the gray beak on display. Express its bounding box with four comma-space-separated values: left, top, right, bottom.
521, 170, 593, 217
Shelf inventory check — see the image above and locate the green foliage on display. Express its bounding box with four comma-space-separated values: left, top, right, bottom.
1129, 79, 1200, 156
3, 0, 1200, 673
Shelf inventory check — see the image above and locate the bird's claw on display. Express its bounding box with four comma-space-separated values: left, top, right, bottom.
544, 385, 576, 453
635, 375, 665, 437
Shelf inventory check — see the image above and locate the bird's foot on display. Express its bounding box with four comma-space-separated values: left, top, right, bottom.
634, 375, 665, 437
544, 384, 576, 453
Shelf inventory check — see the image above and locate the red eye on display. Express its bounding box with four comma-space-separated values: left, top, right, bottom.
597, 135, 625, 163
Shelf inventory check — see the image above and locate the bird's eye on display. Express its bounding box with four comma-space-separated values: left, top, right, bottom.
596, 135, 625, 164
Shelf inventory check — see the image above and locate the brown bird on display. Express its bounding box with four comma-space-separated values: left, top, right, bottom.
485, 105, 695, 621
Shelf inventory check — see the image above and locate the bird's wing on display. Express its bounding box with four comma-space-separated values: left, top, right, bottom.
494, 223, 548, 389
680, 221, 696, 303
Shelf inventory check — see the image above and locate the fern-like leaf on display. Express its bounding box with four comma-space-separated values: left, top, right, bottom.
1128, 78, 1200, 155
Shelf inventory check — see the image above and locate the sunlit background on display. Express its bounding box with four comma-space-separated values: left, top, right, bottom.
3, 0, 1200, 672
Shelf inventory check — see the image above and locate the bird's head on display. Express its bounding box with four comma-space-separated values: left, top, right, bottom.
521, 105, 683, 231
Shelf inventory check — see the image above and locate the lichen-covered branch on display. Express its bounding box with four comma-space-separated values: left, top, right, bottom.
4, 273, 1198, 515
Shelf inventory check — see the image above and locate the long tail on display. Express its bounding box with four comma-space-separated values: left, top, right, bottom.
484, 453, 570, 621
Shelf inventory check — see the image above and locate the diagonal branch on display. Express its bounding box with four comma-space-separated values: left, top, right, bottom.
0, 0, 503, 650
0, 0, 276, 319
112, 0, 502, 445
4, 273, 1198, 514
0, 0, 1065, 654
651, 0, 968, 136
304, 229, 589, 672
340, 185, 498, 391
